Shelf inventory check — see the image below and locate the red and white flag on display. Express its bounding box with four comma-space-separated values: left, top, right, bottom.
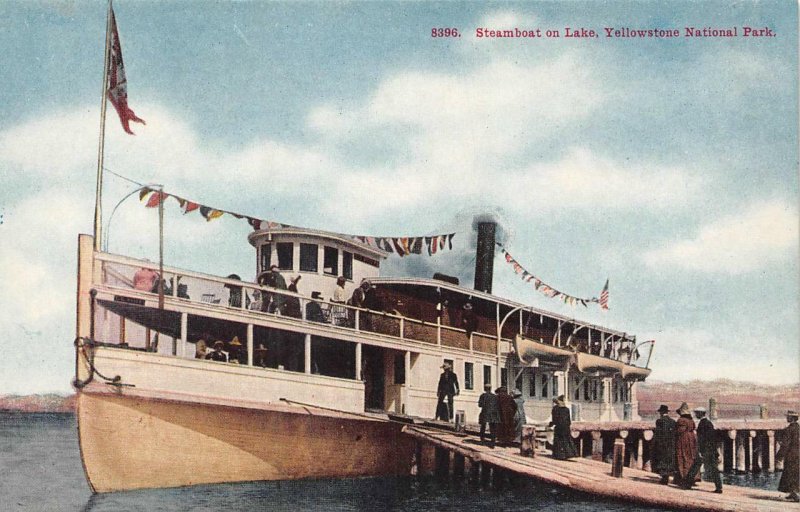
599, 279, 609, 310
107, 7, 145, 134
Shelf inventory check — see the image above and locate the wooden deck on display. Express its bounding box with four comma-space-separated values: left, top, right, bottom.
403, 426, 795, 512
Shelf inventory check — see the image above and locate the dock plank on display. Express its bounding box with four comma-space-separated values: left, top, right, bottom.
403, 426, 794, 512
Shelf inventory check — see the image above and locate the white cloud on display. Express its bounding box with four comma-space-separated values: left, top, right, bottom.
642, 201, 798, 274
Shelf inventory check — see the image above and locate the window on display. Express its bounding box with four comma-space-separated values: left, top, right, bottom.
323, 246, 338, 275
540, 374, 548, 398
584, 378, 590, 402
464, 362, 474, 390
483, 365, 492, 389
354, 253, 380, 268
500, 368, 508, 389
260, 243, 272, 271
276, 242, 293, 270
552, 375, 559, 397
394, 354, 405, 385
300, 243, 318, 272
574, 376, 581, 401
343, 251, 353, 280
613, 380, 618, 403
529, 372, 536, 397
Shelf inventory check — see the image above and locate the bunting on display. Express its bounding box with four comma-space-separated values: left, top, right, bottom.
138, 187, 455, 257
497, 243, 608, 309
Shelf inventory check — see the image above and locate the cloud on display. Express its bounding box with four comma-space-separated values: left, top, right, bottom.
642, 201, 798, 274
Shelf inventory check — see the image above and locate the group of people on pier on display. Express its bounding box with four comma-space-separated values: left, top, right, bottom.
475, 382, 526, 448
652, 403, 799, 501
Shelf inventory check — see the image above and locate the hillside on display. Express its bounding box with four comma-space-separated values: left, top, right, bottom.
0, 393, 76, 413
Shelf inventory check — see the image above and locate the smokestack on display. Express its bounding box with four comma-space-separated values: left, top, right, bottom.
474, 221, 496, 294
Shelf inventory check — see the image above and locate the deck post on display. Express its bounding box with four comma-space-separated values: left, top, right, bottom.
180, 312, 187, 358
304, 333, 311, 374
766, 431, 775, 472
751, 431, 761, 472
355, 342, 362, 380
748, 431, 757, 472
591, 431, 602, 461
642, 430, 654, 471
611, 439, 625, 477
636, 433, 644, 470
736, 431, 746, 472
728, 430, 737, 472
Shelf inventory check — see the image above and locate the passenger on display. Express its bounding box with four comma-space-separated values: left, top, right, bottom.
283, 276, 302, 319
205, 341, 228, 362
685, 407, 722, 493
512, 389, 526, 443
478, 384, 500, 448
331, 276, 348, 326
603, 340, 614, 358
133, 266, 159, 292
674, 402, 699, 488
194, 339, 208, 359
496, 387, 517, 445
254, 343, 269, 368
436, 363, 460, 421
224, 273, 247, 308
776, 410, 799, 502
249, 290, 264, 312
258, 265, 287, 314
305, 291, 326, 323
461, 302, 478, 338
226, 336, 244, 364
351, 279, 378, 330
652, 404, 677, 485
549, 395, 578, 459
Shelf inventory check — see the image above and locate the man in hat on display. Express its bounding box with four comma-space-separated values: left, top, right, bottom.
283, 276, 302, 318
436, 363, 459, 421
460, 302, 477, 338
512, 389, 526, 443
653, 405, 677, 485
478, 385, 500, 447
226, 336, 245, 365
549, 395, 577, 459
685, 407, 722, 493
674, 402, 698, 488
306, 291, 326, 323
331, 276, 348, 326
205, 341, 228, 362
777, 410, 800, 502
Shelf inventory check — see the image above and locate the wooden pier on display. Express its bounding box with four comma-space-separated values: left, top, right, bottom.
403, 425, 795, 512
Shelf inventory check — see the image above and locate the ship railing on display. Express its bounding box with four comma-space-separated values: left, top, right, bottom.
95, 252, 499, 355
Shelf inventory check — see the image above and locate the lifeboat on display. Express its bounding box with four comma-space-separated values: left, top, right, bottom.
513, 334, 573, 366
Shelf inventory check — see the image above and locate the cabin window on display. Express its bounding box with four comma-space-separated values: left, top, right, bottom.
612, 380, 618, 403
591, 380, 598, 401
394, 353, 405, 384
599, 379, 605, 401
540, 374, 548, 398
354, 253, 380, 268
574, 376, 581, 401
483, 365, 492, 389
323, 246, 338, 275
311, 336, 355, 379
500, 368, 508, 389
260, 243, 272, 271
276, 242, 294, 270
299, 243, 318, 272
583, 379, 591, 402
552, 376, 559, 397
343, 251, 353, 280
464, 362, 474, 390
253, 326, 304, 373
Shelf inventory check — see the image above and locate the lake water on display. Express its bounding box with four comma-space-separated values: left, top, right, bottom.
0, 412, 783, 512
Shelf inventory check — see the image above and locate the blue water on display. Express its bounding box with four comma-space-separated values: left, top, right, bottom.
0, 413, 783, 511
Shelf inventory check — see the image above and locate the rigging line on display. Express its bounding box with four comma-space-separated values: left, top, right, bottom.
103, 166, 145, 187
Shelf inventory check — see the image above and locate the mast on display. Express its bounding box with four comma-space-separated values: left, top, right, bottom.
93, 1, 113, 251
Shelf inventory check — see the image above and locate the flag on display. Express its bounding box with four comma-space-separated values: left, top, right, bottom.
599, 279, 609, 310
107, 7, 145, 135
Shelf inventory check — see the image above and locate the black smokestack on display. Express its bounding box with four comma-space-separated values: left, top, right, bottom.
474, 221, 496, 293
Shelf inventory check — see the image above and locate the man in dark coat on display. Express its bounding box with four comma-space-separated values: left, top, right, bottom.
436, 363, 459, 421
496, 387, 517, 445
305, 291, 326, 323
549, 395, 578, 459
478, 385, 500, 448
653, 404, 676, 484
685, 407, 722, 493
777, 410, 800, 502
674, 402, 698, 488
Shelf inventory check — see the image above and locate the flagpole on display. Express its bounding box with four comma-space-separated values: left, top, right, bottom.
93, 0, 113, 252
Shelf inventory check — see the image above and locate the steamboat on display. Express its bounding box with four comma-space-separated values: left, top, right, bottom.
74, 219, 652, 492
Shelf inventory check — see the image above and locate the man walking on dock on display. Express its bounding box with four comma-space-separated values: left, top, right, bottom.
478, 385, 500, 448
685, 407, 722, 494
653, 404, 676, 485
777, 410, 799, 502
436, 363, 459, 421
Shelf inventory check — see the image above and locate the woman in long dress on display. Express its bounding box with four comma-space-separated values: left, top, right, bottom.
674, 402, 698, 488
512, 389, 526, 443
550, 395, 578, 459
495, 387, 517, 445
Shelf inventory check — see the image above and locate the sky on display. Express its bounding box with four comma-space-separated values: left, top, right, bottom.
0, 1, 797, 394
